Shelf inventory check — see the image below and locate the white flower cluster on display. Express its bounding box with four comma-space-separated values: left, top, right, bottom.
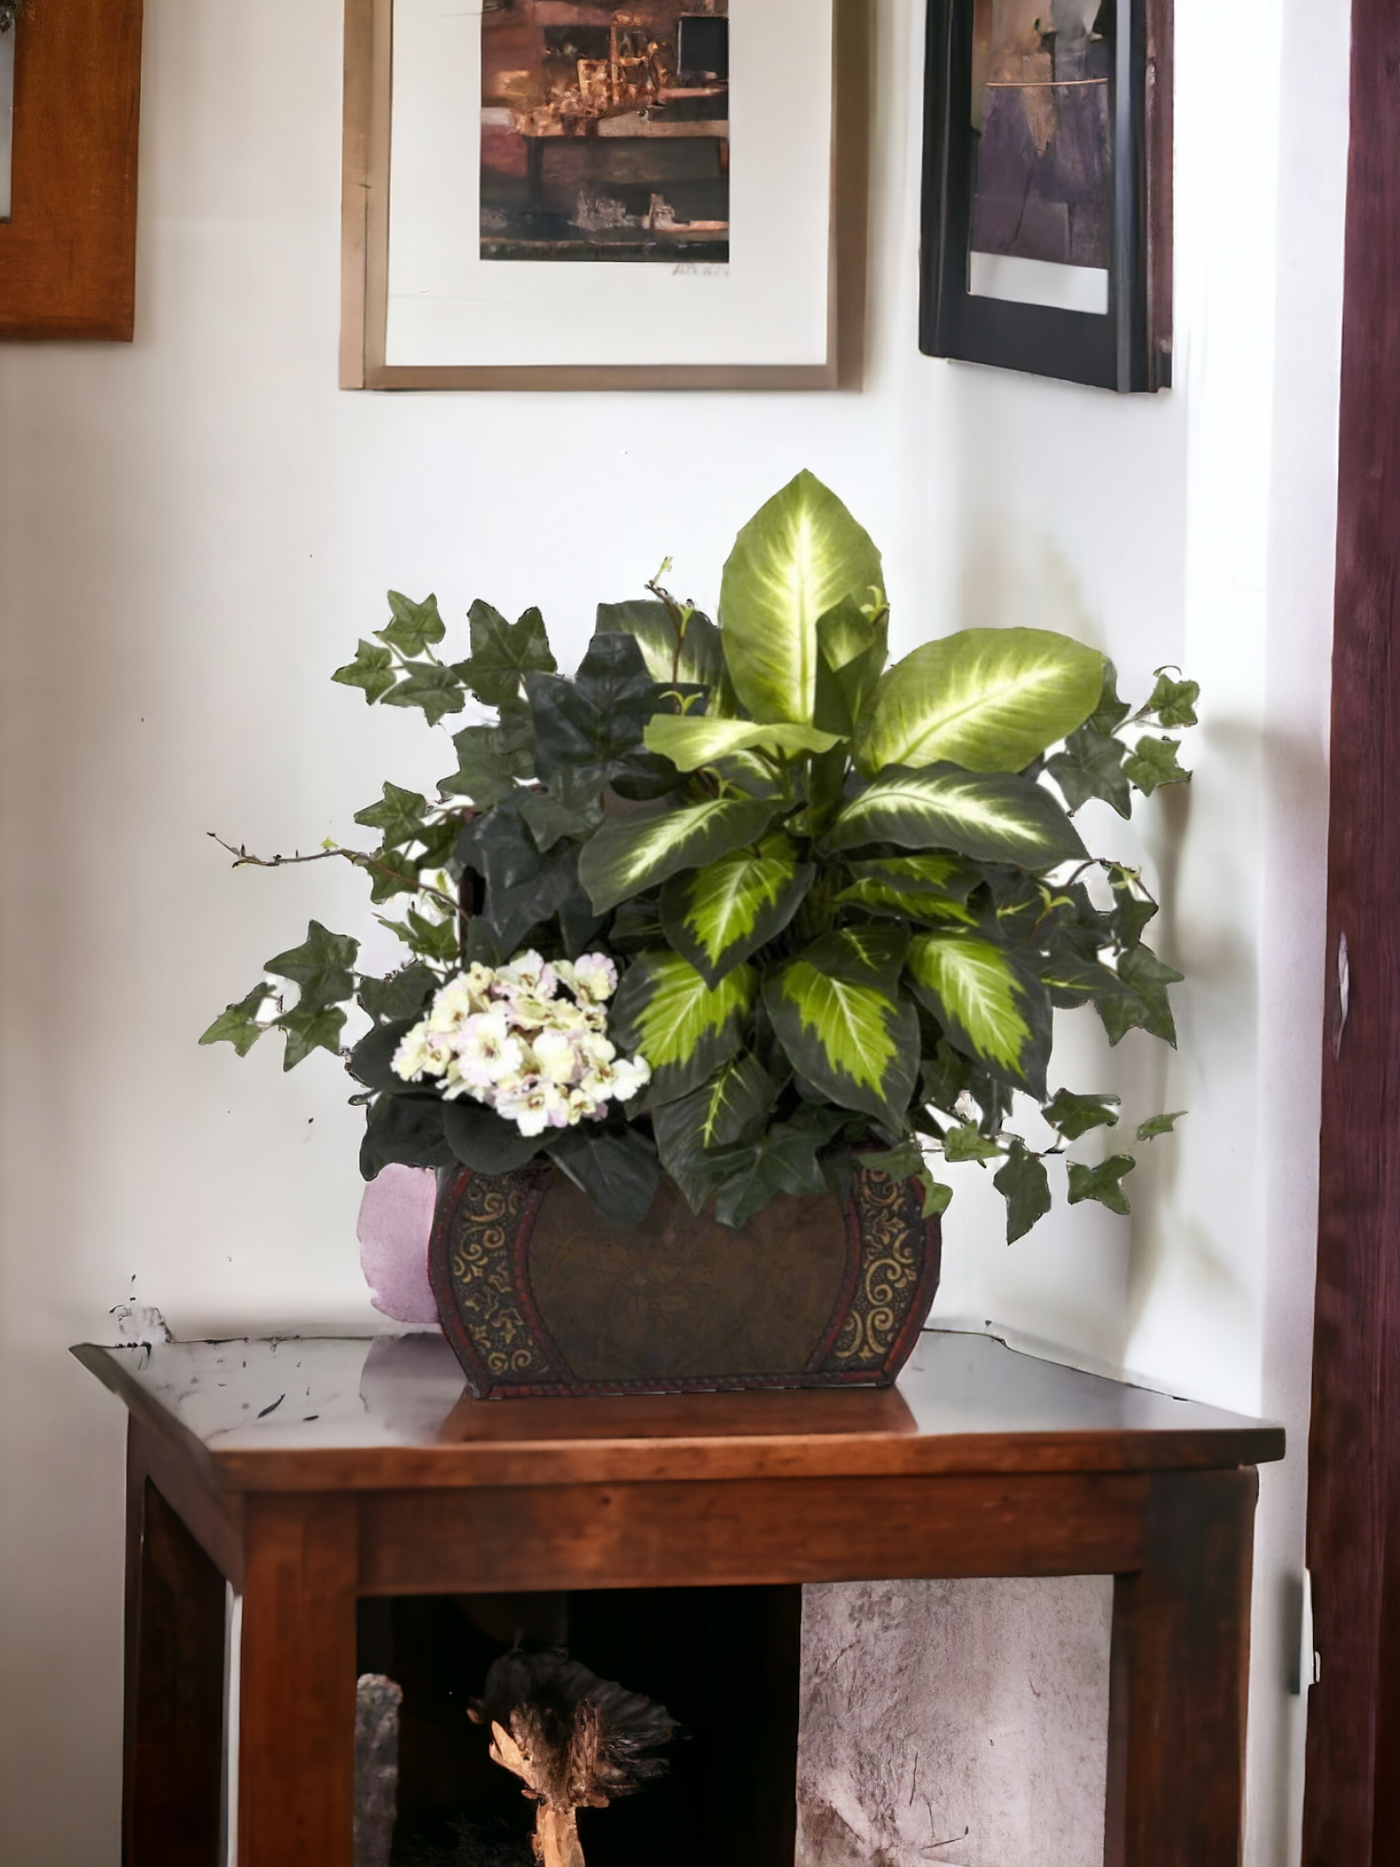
391, 950, 650, 1139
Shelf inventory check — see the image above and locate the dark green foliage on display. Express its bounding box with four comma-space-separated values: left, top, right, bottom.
210, 481, 1197, 1236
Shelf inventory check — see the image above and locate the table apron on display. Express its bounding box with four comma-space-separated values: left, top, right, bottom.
356, 1470, 1152, 1594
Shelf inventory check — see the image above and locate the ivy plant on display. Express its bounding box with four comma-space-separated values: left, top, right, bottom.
205, 472, 1196, 1234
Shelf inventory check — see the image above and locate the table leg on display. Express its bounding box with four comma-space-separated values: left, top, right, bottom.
1103, 1467, 1258, 1867
123, 1437, 226, 1866
238, 1494, 359, 1867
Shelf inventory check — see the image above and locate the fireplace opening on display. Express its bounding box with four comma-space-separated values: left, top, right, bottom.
357, 1584, 801, 1867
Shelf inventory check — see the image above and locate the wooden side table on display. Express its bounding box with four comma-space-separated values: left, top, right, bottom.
76, 1329, 1284, 1867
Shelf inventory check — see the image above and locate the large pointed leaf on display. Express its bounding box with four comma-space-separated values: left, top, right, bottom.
854, 629, 1104, 775
907, 931, 1051, 1095
595, 600, 734, 709
661, 845, 814, 985
643, 715, 841, 771
610, 952, 755, 1105
651, 1053, 774, 1212
578, 796, 778, 914
833, 878, 975, 926
719, 472, 884, 725
814, 596, 889, 737
824, 765, 1086, 867
764, 930, 919, 1124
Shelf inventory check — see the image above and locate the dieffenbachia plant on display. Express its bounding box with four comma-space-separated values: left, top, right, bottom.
204, 471, 1196, 1236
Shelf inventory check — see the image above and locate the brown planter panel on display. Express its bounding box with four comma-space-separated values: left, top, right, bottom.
429, 1164, 942, 1398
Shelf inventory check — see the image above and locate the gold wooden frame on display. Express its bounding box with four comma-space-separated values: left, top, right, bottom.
340, 0, 868, 391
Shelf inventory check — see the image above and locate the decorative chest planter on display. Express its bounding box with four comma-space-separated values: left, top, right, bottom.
429, 1163, 942, 1398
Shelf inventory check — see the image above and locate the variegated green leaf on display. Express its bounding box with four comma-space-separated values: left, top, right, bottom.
595, 599, 735, 709
844, 854, 979, 900
651, 1053, 774, 1212
833, 878, 976, 925
814, 595, 889, 737
907, 932, 1051, 1095
661, 845, 815, 985
643, 714, 842, 771
824, 765, 1086, 867
719, 471, 884, 725
854, 629, 1104, 775
610, 952, 755, 1105
764, 930, 919, 1124
578, 797, 778, 915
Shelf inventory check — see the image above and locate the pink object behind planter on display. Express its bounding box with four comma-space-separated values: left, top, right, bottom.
357, 1165, 439, 1325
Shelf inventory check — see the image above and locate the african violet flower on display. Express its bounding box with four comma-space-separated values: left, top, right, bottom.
391, 950, 649, 1139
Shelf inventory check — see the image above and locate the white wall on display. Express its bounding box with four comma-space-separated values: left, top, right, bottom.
0, 1, 1348, 1861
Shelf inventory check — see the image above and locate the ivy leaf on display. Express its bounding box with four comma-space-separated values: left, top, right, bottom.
332, 638, 397, 705
920, 1173, 954, 1218
651, 1053, 774, 1213
1035, 953, 1138, 1013
765, 930, 919, 1126
353, 782, 429, 851
264, 921, 359, 1012
546, 1124, 660, 1228
518, 791, 599, 852
1087, 661, 1132, 734
709, 1106, 849, 1229
994, 1142, 1052, 1243
1043, 1088, 1121, 1141
440, 727, 524, 807
1067, 1154, 1138, 1217
1146, 670, 1200, 728
1099, 944, 1183, 1047
943, 1123, 1005, 1164
377, 907, 459, 967
1107, 875, 1159, 948
199, 983, 276, 1057
610, 952, 754, 1106
358, 963, 438, 1025
355, 846, 424, 906
377, 590, 446, 658
359, 1093, 454, 1179
1137, 1110, 1187, 1142
858, 1137, 925, 1180
528, 632, 674, 799
455, 797, 583, 956
1123, 734, 1189, 796
381, 661, 468, 728
457, 602, 557, 708
1046, 726, 1131, 818
274, 1002, 346, 1071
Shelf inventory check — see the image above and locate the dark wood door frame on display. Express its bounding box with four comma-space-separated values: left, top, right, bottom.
1303, 4, 1400, 1861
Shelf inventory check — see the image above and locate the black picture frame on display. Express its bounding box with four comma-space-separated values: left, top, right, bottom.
919, 0, 1172, 393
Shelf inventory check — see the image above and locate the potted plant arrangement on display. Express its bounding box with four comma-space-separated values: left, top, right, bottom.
205, 473, 1196, 1397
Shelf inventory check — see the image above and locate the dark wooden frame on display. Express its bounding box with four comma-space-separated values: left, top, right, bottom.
76, 1332, 1282, 1866
1302, 1, 1400, 1859
919, 0, 1172, 392
339, 0, 869, 391
0, 0, 143, 341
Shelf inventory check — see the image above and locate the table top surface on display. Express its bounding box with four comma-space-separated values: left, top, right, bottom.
74, 1329, 1285, 1493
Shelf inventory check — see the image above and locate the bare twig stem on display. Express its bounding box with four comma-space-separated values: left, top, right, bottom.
206, 832, 461, 918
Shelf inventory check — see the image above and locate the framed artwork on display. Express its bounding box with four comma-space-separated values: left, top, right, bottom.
0, 0, 143, 341
341, 0, 868, 391
919, 0, 1172, 393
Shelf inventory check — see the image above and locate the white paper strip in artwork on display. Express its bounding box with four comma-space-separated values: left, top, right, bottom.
969, 252, 1110, 317
385, 0, 834, 370
1, 25, 15, 224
